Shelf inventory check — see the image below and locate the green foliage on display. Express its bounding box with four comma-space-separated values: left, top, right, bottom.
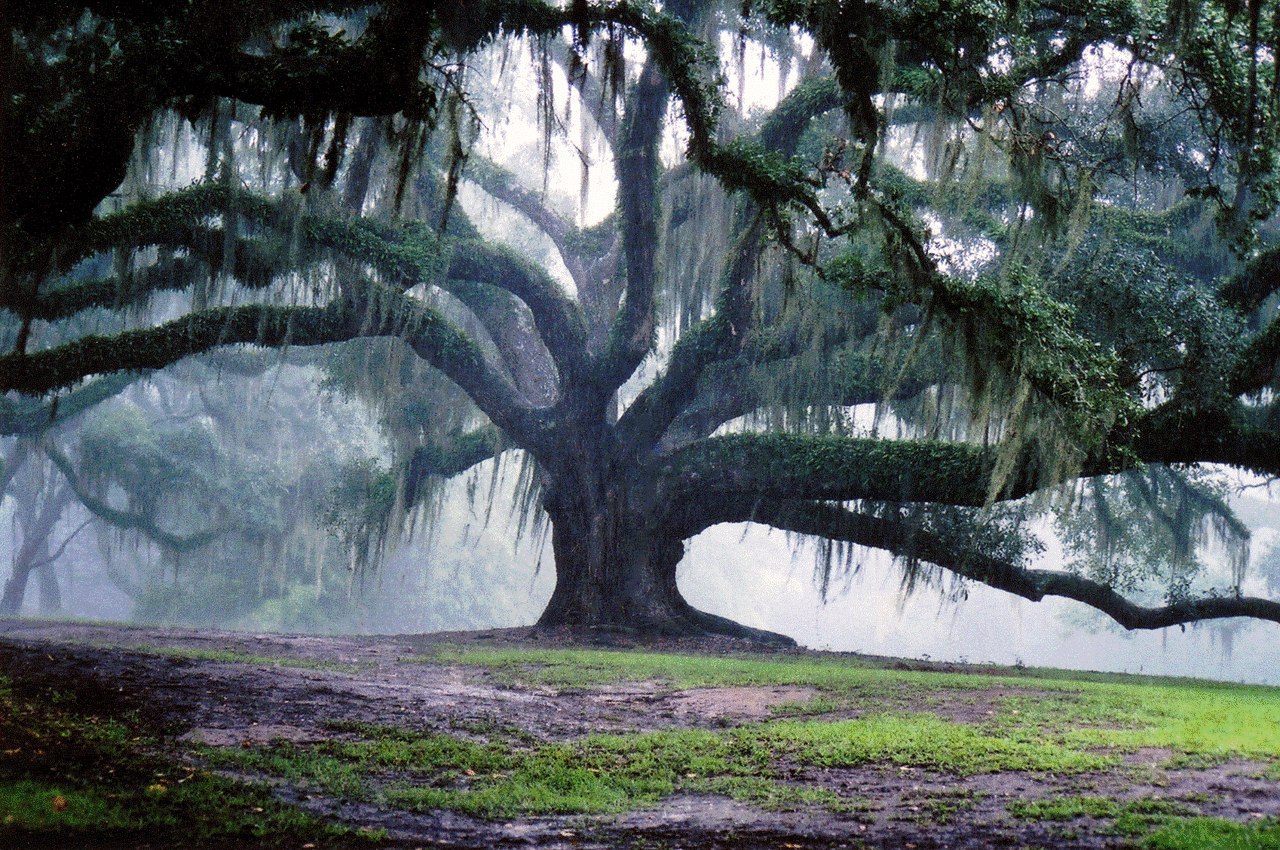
1143, 817, 1280, 850
1055, 466, 1249, 600
320, 458, 399, 571
429, 646, 1280, 762
1008, 795, 1193, 822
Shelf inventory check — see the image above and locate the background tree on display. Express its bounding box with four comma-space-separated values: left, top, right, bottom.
3, 0, 1280, 642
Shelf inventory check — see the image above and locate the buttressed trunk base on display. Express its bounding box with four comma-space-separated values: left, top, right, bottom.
535, 484, 794, 645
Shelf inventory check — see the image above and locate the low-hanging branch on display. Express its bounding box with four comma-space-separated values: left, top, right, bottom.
0, 286, 546, 443
741, 499, 1280, 631
44, 445, 226, 554
402, 425, 508, 505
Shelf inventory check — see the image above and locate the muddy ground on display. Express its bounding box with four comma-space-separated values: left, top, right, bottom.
2, 619, 1277, 849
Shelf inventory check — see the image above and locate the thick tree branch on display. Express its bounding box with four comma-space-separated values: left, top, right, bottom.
597, 58, 668, 395
663, 433, 1009, 507
1230, 315, 1280, 396
0, 289, 544, 444
45, 445, 225, 553
446, 240, 588, 382
465, 159, 580, 275
441, 281, 559, 406
403, 425, 507, 504
1128, 403, 1280, 478
735, 499, 1280, 631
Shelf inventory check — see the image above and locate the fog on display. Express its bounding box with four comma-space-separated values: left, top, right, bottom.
10, 422, 1276, 687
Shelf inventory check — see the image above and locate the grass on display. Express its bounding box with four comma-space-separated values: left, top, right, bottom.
427, 646, 1280, 763
0, 674, 380, 847
1008, 802, 1280, 849
8, 640, 1280, 847
208, 710, 1107, 819
1143, 817, 1280, 849
1008, 795, 1195, 822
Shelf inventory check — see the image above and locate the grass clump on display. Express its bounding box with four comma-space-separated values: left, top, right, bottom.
763, 714, 1107, 774
1142, 816, 1280, 849
1008, 795, 1192, 823
211, 711, 1105, 820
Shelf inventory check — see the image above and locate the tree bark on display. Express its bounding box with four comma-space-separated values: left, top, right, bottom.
533, 444, 793, 645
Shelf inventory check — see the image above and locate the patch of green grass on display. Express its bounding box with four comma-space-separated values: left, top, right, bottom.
0, 779, 138, 831
0, 675, 377, 847
762, 714, 1108, 775
409, 646, 1280, 781
1007, 796, 1232, 845
991, 680, 1280, 762
420, 646, 996, 695
1008, 795, 1193, 823
211, 710, 1106, 819
1142, 816, 1280, 849
424, 647, 1280, 764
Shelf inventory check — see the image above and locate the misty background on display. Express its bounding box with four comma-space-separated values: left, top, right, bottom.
5, 368, 1277, 685
5, 21, 1279, 686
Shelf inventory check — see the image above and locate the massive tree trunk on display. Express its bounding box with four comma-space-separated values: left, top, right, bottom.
533, 439, 793, 645
2, 475, 72, 616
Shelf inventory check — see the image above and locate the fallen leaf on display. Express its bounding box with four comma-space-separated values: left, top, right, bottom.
51, 795, 68, 812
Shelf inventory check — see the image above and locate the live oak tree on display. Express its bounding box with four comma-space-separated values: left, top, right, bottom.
4, 0, 1280, 642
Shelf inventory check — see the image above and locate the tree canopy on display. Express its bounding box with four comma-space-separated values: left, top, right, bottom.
3, 0, 1280, 642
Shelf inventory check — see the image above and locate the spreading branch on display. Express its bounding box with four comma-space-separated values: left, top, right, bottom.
738, 499, 1280, 631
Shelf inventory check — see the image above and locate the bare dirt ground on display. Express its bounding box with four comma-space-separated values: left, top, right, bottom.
2, 618, 1277, 849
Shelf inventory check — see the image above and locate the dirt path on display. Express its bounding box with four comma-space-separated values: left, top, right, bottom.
2, 619, 1277, 849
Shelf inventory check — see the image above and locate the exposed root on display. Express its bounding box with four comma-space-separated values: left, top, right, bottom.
534, 605, 797, 648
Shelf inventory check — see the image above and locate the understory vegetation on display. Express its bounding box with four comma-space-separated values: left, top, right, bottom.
6, 640, 1278, 848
